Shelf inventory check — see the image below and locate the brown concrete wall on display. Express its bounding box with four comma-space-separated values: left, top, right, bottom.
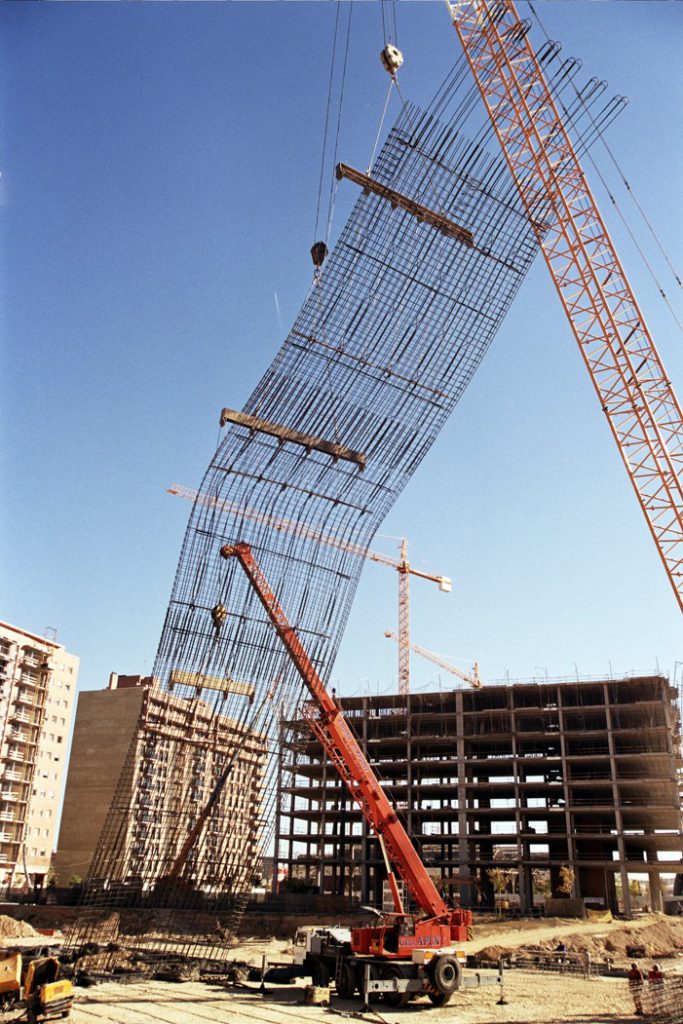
53, 687, 144, 884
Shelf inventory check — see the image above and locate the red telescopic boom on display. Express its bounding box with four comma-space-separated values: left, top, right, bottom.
220, 542, 452, 921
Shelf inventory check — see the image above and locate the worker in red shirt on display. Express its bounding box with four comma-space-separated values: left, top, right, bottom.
628, 963, 645, 1016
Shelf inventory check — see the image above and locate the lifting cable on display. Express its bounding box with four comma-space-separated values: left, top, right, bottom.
528, 1, 683, 336
325, 2, 353, 246
313, 1, 342, 248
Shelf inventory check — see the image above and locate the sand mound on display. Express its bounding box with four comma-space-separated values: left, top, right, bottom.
531, 918, 683, 961
0, 915, 39, 939
477, 944, 509, 962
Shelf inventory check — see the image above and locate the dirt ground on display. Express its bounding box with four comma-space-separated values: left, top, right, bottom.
68, 914, 683, 1024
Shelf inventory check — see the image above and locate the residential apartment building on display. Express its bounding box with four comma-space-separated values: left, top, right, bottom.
56, 672, 266, 894
0, 621, 79, 886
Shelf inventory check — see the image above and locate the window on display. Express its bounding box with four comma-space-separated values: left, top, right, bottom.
57, 736, 62, 744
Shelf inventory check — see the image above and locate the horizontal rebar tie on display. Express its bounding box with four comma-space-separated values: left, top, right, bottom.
219, 407, 367, 469
336, 162, 474, 246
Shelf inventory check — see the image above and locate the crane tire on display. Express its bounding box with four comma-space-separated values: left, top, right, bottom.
430, 955, 462, 996
311, 959, 330, 986
382, 965, 411, 1007
336, 961, 357, 999
428, 990, 453, 1007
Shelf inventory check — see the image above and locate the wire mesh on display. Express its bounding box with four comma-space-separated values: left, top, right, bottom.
66, 43, 626, 964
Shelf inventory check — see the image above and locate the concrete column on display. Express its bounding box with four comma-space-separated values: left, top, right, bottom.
272, 710, 284, 894
649, 870, 663, 913
509, 686, 528, 913
604, 681, 631, 916
361, 698, 370, 904
455, 689, 471, 906
556, 687, 577, 897
318, 725, 329, 893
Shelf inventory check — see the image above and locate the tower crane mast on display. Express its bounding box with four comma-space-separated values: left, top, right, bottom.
446, 0, 683, 611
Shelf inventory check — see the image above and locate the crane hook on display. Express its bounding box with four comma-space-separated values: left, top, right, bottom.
380, 43, 403, 79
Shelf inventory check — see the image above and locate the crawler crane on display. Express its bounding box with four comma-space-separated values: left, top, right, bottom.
220, 542, 490, 1007
446, 0, 683, 610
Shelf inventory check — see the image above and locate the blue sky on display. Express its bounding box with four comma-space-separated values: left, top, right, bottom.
2, 1, 682, 697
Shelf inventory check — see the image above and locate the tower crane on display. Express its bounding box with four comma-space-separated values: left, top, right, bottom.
168, 486, 451, 694
446, 0, 683, 613
384, 631, 481, 688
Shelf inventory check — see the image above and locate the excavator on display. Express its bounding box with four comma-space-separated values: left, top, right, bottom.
220, 543, 497, 1007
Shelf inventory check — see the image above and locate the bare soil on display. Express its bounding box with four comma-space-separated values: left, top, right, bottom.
68, 913, 683, 1023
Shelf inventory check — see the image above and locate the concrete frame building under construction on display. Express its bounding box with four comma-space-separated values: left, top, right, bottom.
275, 675, 683, 916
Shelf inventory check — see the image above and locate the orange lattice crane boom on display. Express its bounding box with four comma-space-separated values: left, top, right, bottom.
446, 0, 683, 612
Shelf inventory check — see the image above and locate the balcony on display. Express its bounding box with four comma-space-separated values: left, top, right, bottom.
0, 813, 15, 823
14, 692, 36, 708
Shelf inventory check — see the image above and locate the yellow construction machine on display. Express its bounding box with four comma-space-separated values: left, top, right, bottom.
0, 952, 73, 1022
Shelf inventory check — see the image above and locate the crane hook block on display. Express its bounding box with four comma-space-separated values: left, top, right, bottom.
311, 241, 328, 268
380, 44, 403, 77
211, 603, 228, 629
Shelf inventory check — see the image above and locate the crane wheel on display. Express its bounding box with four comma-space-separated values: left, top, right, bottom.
382, 965, 410, 1008
428, 990, 453, 1006
311, 960, 330, 987
430, 955, 461, 996
336, 961, 357, 999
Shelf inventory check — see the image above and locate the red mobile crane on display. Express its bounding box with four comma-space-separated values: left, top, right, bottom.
221, 543, 479, 1006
